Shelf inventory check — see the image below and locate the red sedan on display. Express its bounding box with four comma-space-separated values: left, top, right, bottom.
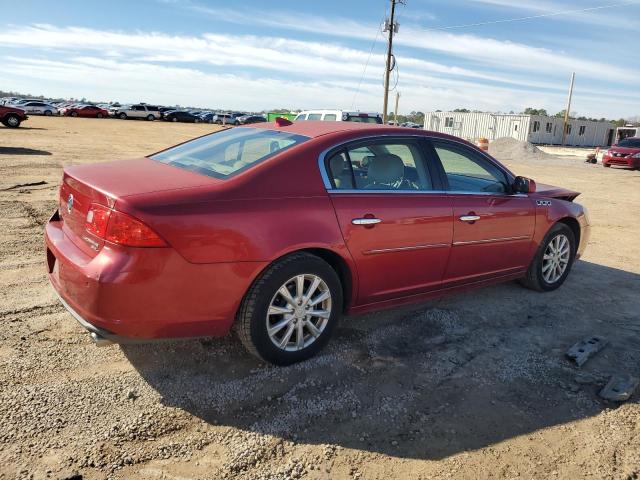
45, 121, 590, 364
602, 137, 640, 169
65, 105, 109, 118
1, 105, 28, 128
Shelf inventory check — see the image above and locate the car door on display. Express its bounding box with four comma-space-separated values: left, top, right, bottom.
428, 138, 535, 285
323, 136, 453, 305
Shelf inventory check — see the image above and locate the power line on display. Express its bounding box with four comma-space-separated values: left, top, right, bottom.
351, 16, 385, 110
425, 1, 640, 30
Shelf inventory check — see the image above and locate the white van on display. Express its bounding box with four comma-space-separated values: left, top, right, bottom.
294, 110, 382, 124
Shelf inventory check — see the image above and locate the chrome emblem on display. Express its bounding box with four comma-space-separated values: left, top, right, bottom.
67, 194, 74, 214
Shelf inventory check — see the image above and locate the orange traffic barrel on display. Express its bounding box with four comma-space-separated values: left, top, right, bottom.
477, 138, 489, 151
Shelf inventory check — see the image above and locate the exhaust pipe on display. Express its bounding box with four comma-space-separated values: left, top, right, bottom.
90, 331, 114, 347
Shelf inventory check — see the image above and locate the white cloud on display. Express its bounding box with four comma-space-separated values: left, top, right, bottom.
0, 23, 637, 117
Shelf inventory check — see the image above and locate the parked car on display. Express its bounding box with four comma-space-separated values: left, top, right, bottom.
0, 105, 28, 128
212, 112, 244, 125
602, 137, 640, 169
163, 111, 202, 123
113, 104, 161, 121
45, 122, 589, 364
294, 110, 383, 124
64, 105, 109, 118
158, 107, 176, 119
200, 113, 217, 124
19, 101, 58, 116
238, 114, 267, 125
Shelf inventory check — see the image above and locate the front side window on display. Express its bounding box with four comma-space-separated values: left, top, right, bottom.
307, 113, 322, 120
294, 114, 307, 121
151, 128, 309, 179
432, 140, 508, 194
326, 140, 433, 191
323, 114, 337, 121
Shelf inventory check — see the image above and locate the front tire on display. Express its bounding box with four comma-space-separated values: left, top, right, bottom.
97, 113, 103, 118
603, 163, 611, 168
118, 113, 127, 120
236, 253, 343, 365
147, 114, 155, 121
70, 111, 78, 117
44, 110, 53, 116
520, 223, 576, 292
3, 114, 21, 128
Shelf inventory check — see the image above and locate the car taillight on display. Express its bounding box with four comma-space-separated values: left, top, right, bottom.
85, 204, 167, 247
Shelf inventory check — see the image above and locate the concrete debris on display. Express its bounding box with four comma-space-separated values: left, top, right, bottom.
599, 374, 639, 402
566, 336, 607, 367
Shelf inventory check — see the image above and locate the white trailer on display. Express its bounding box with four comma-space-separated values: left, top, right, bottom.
423, 111, 614, 147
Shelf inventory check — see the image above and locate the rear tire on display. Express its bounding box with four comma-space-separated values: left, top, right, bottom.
70, 111, 78, 117
520, 223, 576, 292
44, 110, 53, 116
118, 113, 127, 120
97, 113, 103, 118
236, 253, 343, 365
3, 114, 21, 128
171, 117, 178, 122
147, 114, 155, 121
603, 163, 611, 168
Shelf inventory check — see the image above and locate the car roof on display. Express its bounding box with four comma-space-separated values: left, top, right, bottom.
247, 120, 442, 139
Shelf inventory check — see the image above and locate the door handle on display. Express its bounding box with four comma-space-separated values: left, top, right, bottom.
352, 218, 382, 226
459, 215, 481, 222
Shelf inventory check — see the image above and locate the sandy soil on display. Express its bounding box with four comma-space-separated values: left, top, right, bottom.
0, 116, 638, 480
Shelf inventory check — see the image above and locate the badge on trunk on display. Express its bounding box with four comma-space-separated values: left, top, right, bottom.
67, 194, 74, 214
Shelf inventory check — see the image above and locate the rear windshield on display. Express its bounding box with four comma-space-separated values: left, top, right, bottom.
151, 127, 309, 179
618, 138, 640, 148
347, 115, 382, 124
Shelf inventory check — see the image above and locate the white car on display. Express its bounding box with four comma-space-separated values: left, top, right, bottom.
19, 101, 59, 116
294, 109, 382, 124
113, 104, 161, 121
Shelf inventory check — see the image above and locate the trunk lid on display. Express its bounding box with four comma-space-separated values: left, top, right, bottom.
59, 158, 218, 256
534, 183, 580, 202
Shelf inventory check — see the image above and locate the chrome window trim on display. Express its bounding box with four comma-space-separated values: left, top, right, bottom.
317, 133, 519, 195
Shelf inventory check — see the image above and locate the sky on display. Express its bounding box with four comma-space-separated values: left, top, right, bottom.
0, 0, 638, 118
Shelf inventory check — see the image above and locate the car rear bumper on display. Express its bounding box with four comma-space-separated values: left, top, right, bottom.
45, 211, 266, 341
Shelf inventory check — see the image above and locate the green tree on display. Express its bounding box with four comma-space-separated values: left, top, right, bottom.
523, 107, 548, 116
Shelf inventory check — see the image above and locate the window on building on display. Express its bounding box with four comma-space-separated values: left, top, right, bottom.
545, 122, 552, 133
566, 124, 572, 135
578, 125, 586, 136
532, 121, 540, 132
445, 117, 454, 128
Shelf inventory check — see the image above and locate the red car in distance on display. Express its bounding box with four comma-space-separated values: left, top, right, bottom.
602, 137, 640, 169
64, 105, 109, 118
45, 121, 590, 365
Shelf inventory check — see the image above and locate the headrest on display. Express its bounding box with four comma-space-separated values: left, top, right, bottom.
367, 154, 404, 185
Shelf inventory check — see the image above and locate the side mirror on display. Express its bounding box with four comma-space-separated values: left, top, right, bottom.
513, 176, 536, 194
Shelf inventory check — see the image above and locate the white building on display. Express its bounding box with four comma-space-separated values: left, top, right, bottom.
423, 112, 615, 147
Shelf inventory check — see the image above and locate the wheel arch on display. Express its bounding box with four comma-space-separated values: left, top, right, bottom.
556, 217, 580, 250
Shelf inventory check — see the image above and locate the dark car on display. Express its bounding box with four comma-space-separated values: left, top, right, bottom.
45, 121, 589, 365
239, 114, 267, 125
158, 107, 177, 119
200, 113, 216, 124
164, 111, 202, 123
0, 105, 28, 128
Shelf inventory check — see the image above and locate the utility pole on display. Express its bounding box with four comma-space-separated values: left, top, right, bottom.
382, 0, 401, 124
393, 91, 400, 125
561, 72, 575, 146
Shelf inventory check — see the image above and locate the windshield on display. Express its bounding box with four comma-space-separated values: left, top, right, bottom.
151, 127, 309, 179
618, 138, 640, 148
347, 115, 382, 124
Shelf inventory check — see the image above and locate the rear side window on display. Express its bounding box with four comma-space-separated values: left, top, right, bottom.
323, 114, 337, 121
151, 128, 309, 179
307, 114, 322, 120
326, 140, 433, 191
432, 140, 508, 193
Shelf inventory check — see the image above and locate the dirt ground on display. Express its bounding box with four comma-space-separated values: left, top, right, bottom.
1, 116, 638, 480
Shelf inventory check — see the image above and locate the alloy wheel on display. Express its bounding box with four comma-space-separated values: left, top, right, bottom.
266, 274, 332, 351
6, 116, 19, 127
542, 234, 570, 283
